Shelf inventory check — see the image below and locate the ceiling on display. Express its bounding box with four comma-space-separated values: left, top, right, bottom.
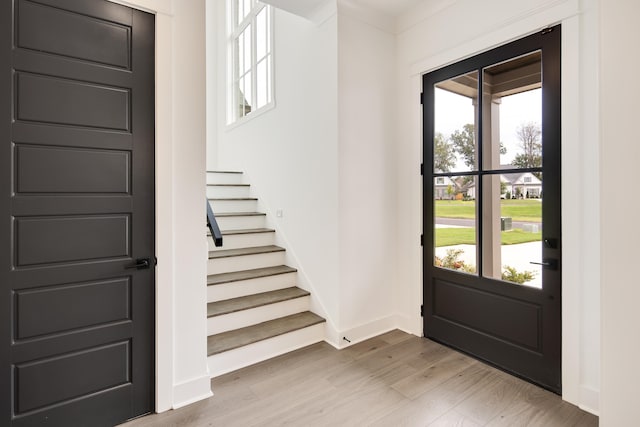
262, 0, 428, 23
350, 0, 425, 17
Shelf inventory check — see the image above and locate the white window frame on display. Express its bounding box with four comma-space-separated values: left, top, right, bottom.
227, 0, 274, 126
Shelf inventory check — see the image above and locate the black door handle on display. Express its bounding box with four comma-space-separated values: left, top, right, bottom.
530, 259, 558, 270
126, 258, 151, 270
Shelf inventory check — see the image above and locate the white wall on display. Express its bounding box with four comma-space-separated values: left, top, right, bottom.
599, 1, 640, 425
206, 1, 218, 171
109, 0, 211, 412
209, 0, 626, 418
213, 1, 401, 345
214, 4, 342, 337
394, 0, 601, 414
337, 6, 399, 339
169, 0, 211, 408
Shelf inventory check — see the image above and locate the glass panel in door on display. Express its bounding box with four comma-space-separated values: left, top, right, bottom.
480, 52, 544, 288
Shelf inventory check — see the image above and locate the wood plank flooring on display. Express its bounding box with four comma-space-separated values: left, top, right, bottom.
121, 331, 598, 427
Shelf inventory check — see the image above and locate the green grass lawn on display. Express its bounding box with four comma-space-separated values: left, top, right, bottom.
435, 199, 542, 222
435, 227, 542, 247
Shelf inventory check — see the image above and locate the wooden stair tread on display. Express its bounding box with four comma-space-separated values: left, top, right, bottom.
207, 287, 309, 317
209, 245, 284, 259
207, 228, 275, 237
223, 228, 274, 236
208, 197, 258, 201
215, 212, 265, 217
207, 265, 296, 285
207, 312, 325, 356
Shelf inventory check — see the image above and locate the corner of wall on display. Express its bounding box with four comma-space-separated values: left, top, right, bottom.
172, 375, 214, 409
309, 0, 337, 25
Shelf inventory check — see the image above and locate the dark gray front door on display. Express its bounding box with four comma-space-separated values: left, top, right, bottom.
423, 28, 561, 392
0, 1, 155, 425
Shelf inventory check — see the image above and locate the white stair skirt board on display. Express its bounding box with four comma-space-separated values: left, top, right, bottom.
208, 251, 286, 275
208, 272, 297, 302
207, 296, 310, 335
208, 231, 275, 252
207, 172, 243, 185
215, 215, 266, 230
208, 199, 258, 213
208, 323, 325, 378
206, 185, 250, 199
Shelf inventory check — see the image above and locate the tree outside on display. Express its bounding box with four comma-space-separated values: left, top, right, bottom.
450, 123, 476, 170
512, 122, 542, 177
434, 132, 456, 172
449, 123, 507, 170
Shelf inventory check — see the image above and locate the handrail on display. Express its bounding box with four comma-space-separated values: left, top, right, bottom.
206, 200, 223, 247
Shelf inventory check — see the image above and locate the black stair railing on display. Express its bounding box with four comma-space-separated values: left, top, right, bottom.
207, 199, 223, 247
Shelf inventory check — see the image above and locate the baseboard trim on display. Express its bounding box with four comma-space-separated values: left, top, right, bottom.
172, 375, 213, 409
338, 315, 398, 349
578, 385, 599, 416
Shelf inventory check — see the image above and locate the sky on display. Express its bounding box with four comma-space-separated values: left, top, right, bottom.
434, 87, 542, 167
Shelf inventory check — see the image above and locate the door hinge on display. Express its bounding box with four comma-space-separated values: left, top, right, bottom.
420, 163, 424, 176
420, 305, 424, 317
420, 92, 424, 105
420, 234, 424, 246
541, 27, 554, 36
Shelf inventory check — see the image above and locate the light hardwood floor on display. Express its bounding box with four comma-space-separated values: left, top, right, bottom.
122, 331, 598, 427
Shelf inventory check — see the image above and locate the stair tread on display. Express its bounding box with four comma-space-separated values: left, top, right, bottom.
223, 228, 274, 236
207, 312, 325, 355
215, 212, 265, 217
207, 228, 275, 237
207, 265, 297, 286
208, 287, 309, 317
209, 245, 284, 259
208, 197, 258, 201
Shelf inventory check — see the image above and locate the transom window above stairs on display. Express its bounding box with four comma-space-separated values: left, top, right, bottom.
227, 0, 274, 125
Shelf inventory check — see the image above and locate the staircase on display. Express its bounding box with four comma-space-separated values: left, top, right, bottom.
206, 171, 326, 377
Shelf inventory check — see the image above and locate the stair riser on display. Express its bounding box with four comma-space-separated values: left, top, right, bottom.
208, 272, 297, 302
207, 173, 243, 185
208, 232, 275, 251
216, 215, 266, 230
208, 252, 286, 275
207, 296, 310, 335
206, 186, 250, 198
208, 323, 325, 378
209, 199, 258, 213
